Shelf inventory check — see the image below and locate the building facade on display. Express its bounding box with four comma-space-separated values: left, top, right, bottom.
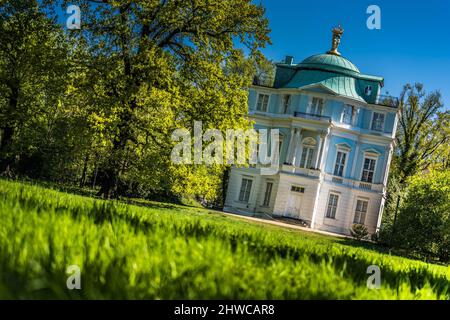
224, 27, 399, 236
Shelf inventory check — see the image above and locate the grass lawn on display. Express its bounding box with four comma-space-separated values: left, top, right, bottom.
0, 179, 448, 299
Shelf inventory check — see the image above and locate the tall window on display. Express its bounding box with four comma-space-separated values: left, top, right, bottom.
310, 97, 324, 115
326, 193, 339, 219
342, 104, 355, 125
371, 112, 385, 131
238, 178, 253, 202
282, 94, 291, 113
333, 151, 347, 177
364, 85, 372, 96
256, 93, 270, 112
361, 158, 377, 183
299, 138, 316, 169
353, 199, 368, 224
262, 182, 273, 206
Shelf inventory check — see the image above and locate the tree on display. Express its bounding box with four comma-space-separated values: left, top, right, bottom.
0, 0, 70, 176
394, 83, 449, 184
390, 170, 450, 262
55, 0, 270, 198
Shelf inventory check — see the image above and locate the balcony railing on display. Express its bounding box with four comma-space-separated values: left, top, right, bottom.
375, 95, 399, 107
281, 164, 321, 178
324, 174, 384, 192
294, 112, 331, 122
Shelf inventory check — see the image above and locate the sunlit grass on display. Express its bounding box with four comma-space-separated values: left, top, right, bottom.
0, 179, 448, 299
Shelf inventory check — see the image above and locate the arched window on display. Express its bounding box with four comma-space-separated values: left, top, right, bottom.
299, 137, 316, 169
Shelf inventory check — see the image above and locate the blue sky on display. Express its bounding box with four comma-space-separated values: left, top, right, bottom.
259, 0, 450, 107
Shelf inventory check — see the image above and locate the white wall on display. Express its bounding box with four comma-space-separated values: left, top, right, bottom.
314, 182, 382, 235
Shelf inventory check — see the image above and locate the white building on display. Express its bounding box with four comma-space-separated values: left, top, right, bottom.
224, 28, 399, 236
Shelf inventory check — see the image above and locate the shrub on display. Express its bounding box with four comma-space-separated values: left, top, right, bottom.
391, 170, 450, 262
350, 224, 369, 241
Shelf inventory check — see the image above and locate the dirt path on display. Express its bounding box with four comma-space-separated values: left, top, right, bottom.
222, 211, 351, 239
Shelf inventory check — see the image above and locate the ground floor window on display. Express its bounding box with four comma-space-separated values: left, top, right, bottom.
262, 182, 273, 206
353, 199, 368, 224
326, 193, 339, 219
238, 178, 253, 202
291, 186, 305, 193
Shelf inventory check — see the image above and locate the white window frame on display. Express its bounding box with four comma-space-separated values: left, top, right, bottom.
280, 94, 291, 114
341, 104, 356, 125
364, 85, 372, 96
255, 92, 270, 112
299, 137, 317, 169
360, 155, 378, 183
353, 198, 369, 225
238, 177, 253, 202
333, 148, 350, 177
325, 192, 339, 219
290, 185, 305, 193
307, 96, 325, 116
370, 111, 386, 132
262, 181, 274, 207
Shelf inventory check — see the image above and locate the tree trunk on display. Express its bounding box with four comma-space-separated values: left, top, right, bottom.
79, 153, 90, 188
97, 167, 120, 199
97, 100, 136, 199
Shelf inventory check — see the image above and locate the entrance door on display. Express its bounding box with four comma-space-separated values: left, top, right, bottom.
284, 191, 303, 218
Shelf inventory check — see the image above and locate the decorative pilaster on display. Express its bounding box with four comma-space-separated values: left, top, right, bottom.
382, 144, 394, 187
318, 128, 330, 171
314, 133, 324, 169
350, 138, 360, 179
292, 129, 303, 166
285, 128, 296, 164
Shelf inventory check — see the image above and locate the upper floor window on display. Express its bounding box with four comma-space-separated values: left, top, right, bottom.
256, 93, 270, 112
333, 150, 347, 177
361, 157, 377, 183
341, 104, 355, 125
310, 97, 324, 115
238, 178, 253, 202
326, 193, 339, 219
364, 85, 372, 96
353, 199, 368, 224
281, 94, 291, 113
299, 137, 316, 169
371, 112, 385, 131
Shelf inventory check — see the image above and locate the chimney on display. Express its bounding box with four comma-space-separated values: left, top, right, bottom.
284, 55, 294, 65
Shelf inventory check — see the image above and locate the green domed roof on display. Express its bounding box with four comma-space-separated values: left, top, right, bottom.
298, 54, 360, 75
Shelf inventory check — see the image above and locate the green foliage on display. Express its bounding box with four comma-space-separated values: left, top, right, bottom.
51, 0, 271, 198
394, 83, 450, 183
0, 179, 449, 299
390, 170, 450, 262
350, 224, 369, 241
0, 0, 74, 177
0, 0, 271, 203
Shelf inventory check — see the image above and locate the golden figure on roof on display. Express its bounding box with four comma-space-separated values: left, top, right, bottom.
327, 25, 344, 56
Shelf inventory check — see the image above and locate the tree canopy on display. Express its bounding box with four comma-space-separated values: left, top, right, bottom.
0, 0, 271, 203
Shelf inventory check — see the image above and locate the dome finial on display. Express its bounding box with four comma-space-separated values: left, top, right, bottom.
327, 25, 344, 56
